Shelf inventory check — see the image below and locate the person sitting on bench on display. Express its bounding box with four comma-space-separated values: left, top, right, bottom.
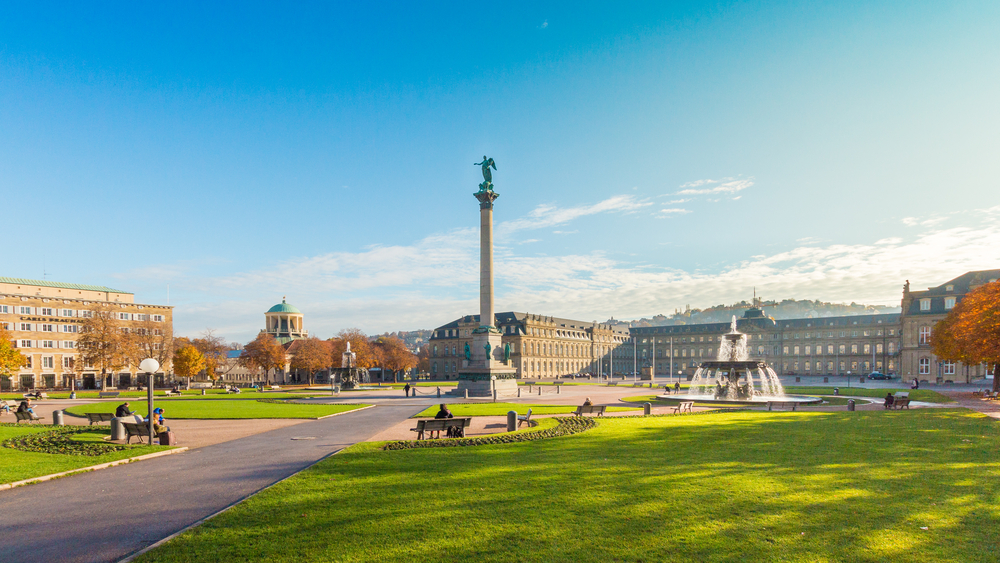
433, 404, 453, 439
115, 402, 134, 418
17, 400, 34, 415
583, 397, 594, 406
146, 407, 171, 434
883, 393, 894, 409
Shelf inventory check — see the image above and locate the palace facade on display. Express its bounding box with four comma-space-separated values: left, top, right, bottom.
429, 270, 999, 383
0, 277, 173, 390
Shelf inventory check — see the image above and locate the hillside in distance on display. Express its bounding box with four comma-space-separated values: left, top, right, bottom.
619, 298, 901, 328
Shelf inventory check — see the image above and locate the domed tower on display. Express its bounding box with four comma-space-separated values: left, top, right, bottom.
265, 297, 308, 344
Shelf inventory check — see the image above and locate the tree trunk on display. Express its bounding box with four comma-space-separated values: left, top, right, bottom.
992, 363, 999, 393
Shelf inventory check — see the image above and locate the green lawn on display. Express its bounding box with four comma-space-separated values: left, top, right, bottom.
620, 394, 869, 407
65, 401, 371, 420
135, 408, 1000, 562
0, 424, 168, 485
413, 402, 640, 418
782, 386, 953, 403
0, 389, 322, 400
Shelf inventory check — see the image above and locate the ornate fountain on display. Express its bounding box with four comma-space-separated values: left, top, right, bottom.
658, 316, 819, 405
330, 341, 370, 390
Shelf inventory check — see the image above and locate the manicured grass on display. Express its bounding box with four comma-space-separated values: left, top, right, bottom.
0, 390, 323, 400
412, 402, 640, 418
0, 424, 168, 485
65, 401, 371, 420
620, 394, 869, 407
782, 386, 953, 403
136, 408, 1000, 562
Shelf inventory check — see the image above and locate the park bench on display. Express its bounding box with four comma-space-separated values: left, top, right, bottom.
270, 385, 280, 390
632, 383, 644, 387
572, 405, 606, 417
892, 398, 911, 410
122, 422, 154, 444
517, 408, 534, 428
972, 389, 985, 397
767, 401, 799, 411
23, 392, 48, 400
672, 401, 694, 414
164, 390, 182, 396
15, 411, 45, 424
86, 412, 117, 425
983, 391, 998, 401
0, 400, 16, 414
607, 382, 618, 387
409, 417, 473, 440
553, 381, 565, 386
98, 391, 120, 399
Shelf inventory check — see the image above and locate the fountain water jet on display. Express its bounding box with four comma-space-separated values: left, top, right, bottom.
658, 316, 819, 405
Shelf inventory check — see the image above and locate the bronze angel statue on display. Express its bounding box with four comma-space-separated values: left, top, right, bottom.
475, 156, 497, 188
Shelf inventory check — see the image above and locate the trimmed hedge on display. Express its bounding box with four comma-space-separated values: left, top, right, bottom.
2, 426, 127, 456
383, 416, 597, 451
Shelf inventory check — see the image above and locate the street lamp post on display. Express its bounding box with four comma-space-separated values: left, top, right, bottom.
140, 358, 160, 445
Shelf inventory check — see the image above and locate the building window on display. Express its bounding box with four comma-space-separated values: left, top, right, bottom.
43, 340, 55, 348
0, 305, 7, 314
851, 344, 858, 354
61, 309, 74, 317
62, 325, 78, 333
876, 343, 883, 354
943, 361, 955, 375
63, 356, 75, 368
888, 343, 895, 354
918, 358, 930, 375
42, 356, 54, 369
827, 345, 834, 354
19, 323, 32, 331
919, 326, 931, 345
62, 341, 76, 349
19, 306, 31, 314
945, 285, 954, 291
945, 297, 956, 310
19, 340, 32, 348
920, 299, 931, 311
119, 313, 130, 320
804, 346, 811, 354
41, 324, 54, 332
40, 308, 54, 316
862, 344, 869, 354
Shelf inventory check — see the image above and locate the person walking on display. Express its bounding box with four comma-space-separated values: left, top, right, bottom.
404, 383, 411, 397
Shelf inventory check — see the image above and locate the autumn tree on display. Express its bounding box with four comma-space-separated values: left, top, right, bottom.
374, 336, 417, 383
0, 326, 27, 390
132, 316, 174, 374
240, 333, 287, 385
289, 337, 332, 386
932, 281, 1000, 391
192, 330, 230, 381
329, 328, 376, 369
78, 304, 135, 388
173, 344, 206, 388
416, 344, 430, 375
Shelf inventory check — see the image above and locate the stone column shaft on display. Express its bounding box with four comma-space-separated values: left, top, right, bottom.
480, 204, 494, 329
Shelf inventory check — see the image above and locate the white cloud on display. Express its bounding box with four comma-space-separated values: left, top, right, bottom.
677, 178, 754, 195
655, 208, 692, 218
499, 194, 651, 235
539, 20, 548, 29
152, 205, 1000, 344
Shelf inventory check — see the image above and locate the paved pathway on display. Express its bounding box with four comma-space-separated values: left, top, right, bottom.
0, 405, 421, 563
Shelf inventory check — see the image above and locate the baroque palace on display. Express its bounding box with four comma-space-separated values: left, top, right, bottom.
0, 277, 173, 391
430, 270, 999, 383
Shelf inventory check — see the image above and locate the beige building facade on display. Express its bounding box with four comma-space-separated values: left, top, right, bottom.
430, 312, 631, 379
0, 277, 173, 391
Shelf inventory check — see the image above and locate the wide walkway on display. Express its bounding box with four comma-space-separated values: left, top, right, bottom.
0, 404, 421, 563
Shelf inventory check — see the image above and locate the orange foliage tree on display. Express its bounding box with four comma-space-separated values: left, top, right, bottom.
374, 336, 418, 383
329, 328, 376, 369
932, 281, 1000, 391
240, 333, 287, 385
290, 337, 333, 386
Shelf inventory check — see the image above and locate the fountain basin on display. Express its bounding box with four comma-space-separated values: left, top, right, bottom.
655, 393, 823, 406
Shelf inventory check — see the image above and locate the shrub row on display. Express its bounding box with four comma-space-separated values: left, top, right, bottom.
2, 427, 127, 456
383, 416, 598, 451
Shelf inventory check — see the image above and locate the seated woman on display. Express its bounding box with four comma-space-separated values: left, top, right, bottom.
17, 400, 34, 414
884, 393, 895, 409
146, 407, 171, 434
432, 404, 453, 439
583, 397, 594, 406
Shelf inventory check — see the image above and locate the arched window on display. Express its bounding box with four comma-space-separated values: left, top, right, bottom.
919, 326, 931, 345
918, 357, 930, 374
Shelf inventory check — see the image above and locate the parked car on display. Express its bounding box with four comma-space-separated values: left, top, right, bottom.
867, 372, 892, 380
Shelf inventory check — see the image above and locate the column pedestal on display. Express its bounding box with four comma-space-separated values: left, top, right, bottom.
453, 329, 517, 397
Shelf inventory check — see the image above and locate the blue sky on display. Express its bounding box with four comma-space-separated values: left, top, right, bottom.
2, 1, 998, 343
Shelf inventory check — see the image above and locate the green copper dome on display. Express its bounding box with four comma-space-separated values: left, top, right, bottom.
267, 297, 301, 314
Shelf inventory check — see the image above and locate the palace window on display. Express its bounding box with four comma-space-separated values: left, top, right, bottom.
827, 345, 834, 354
918, 358, 930, 374
919, 326, 931, 345
876, 343, 883, 353
863, 344, 870, 354
943, 361, 955, 375
945, 297, 956, 309
793, 346, 799, 355
839, 345, 846, 354
920, 299, 931, 311
888, 343, 895, 354
805, 345, 811, 354
851, 344, 858, 354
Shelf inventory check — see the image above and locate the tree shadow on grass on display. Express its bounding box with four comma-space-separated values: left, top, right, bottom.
139, 409, 1000, 563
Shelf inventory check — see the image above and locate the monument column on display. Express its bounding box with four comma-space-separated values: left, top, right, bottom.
454, 156, 517, 397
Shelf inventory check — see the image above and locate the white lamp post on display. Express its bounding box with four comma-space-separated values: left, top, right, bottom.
139, 358, 160, 445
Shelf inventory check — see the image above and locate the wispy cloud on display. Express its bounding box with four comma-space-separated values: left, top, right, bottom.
538, 20, 548, 29
677, 177, 754, 195
499, 194, 651, 235
147, 206, 1000, 343
655, 208, 692, 218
